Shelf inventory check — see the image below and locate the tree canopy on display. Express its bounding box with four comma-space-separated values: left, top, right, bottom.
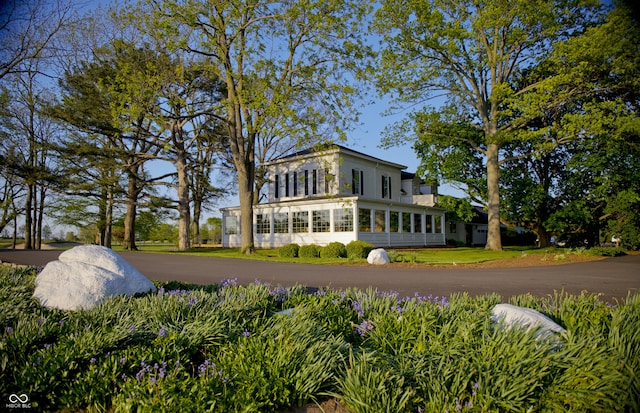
372, 0, 608, 250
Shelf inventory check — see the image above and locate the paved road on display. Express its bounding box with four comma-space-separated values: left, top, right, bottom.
1, 249, 638, 302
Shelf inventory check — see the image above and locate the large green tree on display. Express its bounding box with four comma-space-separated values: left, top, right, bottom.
373, 0, 604, 250
143, 0, 371, 253
502, 3, 640, 248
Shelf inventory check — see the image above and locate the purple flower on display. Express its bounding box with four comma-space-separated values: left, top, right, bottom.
242, 329, 251, 337
220, 277, 238, 288
90, 357, 97, 364
136, 369, 145, 381
120, 357, 127, 365
351, 301, 364, 317
5, 326, 13, 334
355, 320, 374, 337
270, 286, 289, 302
158, 327, 167, 337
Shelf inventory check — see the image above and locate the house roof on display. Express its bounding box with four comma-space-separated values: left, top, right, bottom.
263, 143, 408, 170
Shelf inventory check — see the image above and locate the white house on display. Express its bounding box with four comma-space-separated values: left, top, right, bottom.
221, 145, 448, 248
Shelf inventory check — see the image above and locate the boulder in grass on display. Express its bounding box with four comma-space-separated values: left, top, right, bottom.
33, 245, 156, 311
491, 303, 566, 341
367, 248, 390, 265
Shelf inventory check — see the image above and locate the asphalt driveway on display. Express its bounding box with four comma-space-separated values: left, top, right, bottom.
1, 249, 638, 302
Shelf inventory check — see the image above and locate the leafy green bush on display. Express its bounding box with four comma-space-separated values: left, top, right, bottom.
278, 243, 299, 258
299, 244, 321, 258
320, 242, 347, 258
588, 246, 627, 257
345, 240, 374, 259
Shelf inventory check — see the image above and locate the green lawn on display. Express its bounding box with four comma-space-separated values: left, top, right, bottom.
112, 244, 563, 265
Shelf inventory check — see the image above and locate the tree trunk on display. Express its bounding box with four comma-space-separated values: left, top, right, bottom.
485, 143, 502, 251
534, 226, 552, 247
105, 186, 113, 248
99, 186, 108, 246
23, 185, 33, 249
192, 198, 201, 245
237, 162, 255, 254
176, 149, 191, 251
123, 173, 138, 251
36, 186, 46, 249
12, 214, 17, 249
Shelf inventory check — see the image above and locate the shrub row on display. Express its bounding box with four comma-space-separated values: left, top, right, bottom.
278, 241, 373, 260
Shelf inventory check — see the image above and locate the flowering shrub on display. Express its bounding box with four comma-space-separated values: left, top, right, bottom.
1, 266, 639, 412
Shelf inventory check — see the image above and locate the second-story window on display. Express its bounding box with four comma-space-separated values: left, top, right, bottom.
312, 169, 318, 195
304, 170, 309, 196
274, 175, 279, 199
352, 169, 364, 195
325, 168, 332, 193
285, 173, 290, 197
382, 175, 391, 199
293, 172, 298, 196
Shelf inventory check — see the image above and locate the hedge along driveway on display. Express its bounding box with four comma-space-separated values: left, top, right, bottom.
0, 249, 638, 302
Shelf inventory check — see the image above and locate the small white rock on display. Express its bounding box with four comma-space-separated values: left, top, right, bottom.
367, 248, 390, 265
491, 303, 566, 340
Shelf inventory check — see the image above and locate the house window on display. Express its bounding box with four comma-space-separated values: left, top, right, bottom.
334, 209, 353, 232
382, 176, 391, 199
312, 210, 330, 232
390, 211, 399, 232
256, 214, 270, 234
293, 172, 298, 196
449, 221, 457, 233
312, 169, 318, 195
374, 210, 386, 232
435, 215, 442, 233
274, 175, 279, 199
358, 208, 371, 232
224, 215, 238, 235
274, 212, 289, 233
292, 211, 309, 233
285, 173, 290, 197
305, 170, 309, 196
352, 169, 364, 195
402, 212, 411, 233
325, 169, 331, 193
426, 215, 433, 233
413, 213, 422, 233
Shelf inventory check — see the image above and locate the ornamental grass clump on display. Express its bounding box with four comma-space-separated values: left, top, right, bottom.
1, 265, 639, 412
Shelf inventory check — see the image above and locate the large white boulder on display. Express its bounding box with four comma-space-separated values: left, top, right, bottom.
367, 248, 390, 265
491, 303, 566, 341
34, 245, 156, 310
